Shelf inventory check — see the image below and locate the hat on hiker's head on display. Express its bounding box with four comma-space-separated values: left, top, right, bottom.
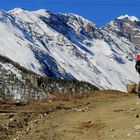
136, 53, 140, 61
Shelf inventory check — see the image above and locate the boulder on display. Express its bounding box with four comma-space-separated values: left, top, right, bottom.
127, 83, 137, 93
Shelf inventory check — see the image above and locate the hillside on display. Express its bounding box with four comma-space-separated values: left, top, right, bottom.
0, 8, 139, 93
0, 55, 98, 101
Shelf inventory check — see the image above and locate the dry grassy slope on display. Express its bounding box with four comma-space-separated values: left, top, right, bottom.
0, 90, 140, 140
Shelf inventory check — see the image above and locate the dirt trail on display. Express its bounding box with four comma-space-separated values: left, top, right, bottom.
0, 90, 140, 140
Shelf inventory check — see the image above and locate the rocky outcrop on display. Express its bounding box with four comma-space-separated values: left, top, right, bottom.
106, 16, 140, 49
127, 83, 137, 93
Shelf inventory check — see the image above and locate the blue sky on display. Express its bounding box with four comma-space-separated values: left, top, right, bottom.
0, 0, 140, 26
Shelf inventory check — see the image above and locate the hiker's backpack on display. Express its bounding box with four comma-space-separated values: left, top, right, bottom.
136, 54, 140, 61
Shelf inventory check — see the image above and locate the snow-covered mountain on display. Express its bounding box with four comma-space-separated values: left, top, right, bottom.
0, 8, 140, 92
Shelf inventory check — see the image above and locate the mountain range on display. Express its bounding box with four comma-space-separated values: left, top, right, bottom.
0, 8, 140, 93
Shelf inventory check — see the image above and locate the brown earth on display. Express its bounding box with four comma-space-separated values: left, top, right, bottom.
0, 90, 140, 140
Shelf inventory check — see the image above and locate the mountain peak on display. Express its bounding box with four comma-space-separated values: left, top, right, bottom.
32, 9, 51, 17
9, 8, 25, 14
117, 15, 139, 22
33, 9, 50, 14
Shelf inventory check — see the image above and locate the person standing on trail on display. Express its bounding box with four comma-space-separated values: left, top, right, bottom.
135, 53, 140, 98
135, 53, 140, 75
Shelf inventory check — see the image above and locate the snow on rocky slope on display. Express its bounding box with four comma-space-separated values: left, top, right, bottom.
0, 9, 140, 92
